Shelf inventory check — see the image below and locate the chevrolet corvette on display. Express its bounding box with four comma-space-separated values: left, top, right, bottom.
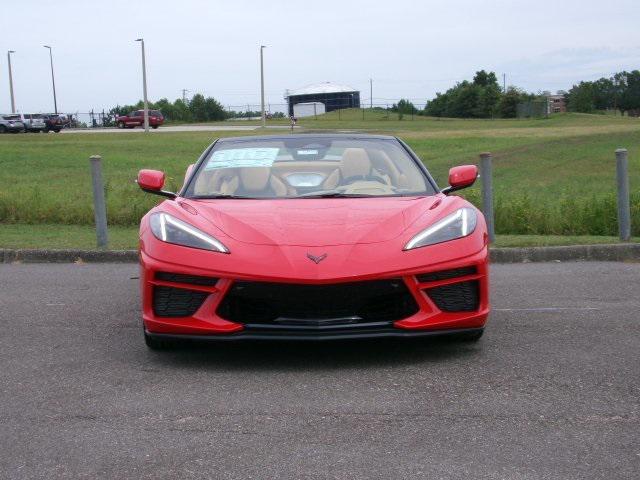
137, 134, 489, 349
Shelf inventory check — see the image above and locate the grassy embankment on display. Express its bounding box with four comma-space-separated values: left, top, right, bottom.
0, 112, 638, 249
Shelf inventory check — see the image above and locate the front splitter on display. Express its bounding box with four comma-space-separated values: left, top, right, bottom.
144, 327, 484, 342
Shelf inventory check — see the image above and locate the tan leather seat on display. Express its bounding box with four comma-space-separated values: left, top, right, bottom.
323, 148, 371, 189
193, 168, 238, 195
238, 167, 288, 197
193, 167, 288, 197
340, 148, 372, 180
323, 148, 394, 189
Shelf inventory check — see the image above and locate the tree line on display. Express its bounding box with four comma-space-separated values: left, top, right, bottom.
565, 71, 640, 115
108, 94, 276, 122
405, 70, 541, 119
110, 69, 640, 123
398, 69, 640, 119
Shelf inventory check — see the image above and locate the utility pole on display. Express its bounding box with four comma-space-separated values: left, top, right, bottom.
135, 38, 149, 132
7, 50, 16, 113
370, 78, 373, 108
181, 89, 190, 103
43, 46, 58, 114
260, 45, 266, 128
503, 73, 506, 93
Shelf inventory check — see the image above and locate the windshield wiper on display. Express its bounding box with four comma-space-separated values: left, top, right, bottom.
295, 191, 371, 198
190, 194, 259, 199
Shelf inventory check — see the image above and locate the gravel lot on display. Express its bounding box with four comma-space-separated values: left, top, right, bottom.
0, 262, 638, 479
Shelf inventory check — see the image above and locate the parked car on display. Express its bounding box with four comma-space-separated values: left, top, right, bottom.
20, 113, 47, 132
0, 114, 25, 133
136, 134, 489, 349
43, 114, 70, 133
116, 110, 164, 129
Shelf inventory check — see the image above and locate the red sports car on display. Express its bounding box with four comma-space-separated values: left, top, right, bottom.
137, 134, 489, 349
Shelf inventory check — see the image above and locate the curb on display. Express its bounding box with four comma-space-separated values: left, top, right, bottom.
488, 243, 640, 263
1, 244, 639, 264
1, 249, 137, 264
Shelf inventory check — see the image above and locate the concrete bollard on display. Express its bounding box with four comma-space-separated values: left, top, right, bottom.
480, 152, 495, 243
615, 148, 631, 241
89, 155, 108, 249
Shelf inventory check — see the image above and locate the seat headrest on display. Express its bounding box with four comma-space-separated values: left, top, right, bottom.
240, 167, 270, 191
340, 148, 371, 179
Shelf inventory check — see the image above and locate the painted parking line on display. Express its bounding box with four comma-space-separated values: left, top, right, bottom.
494, 307, 600, 312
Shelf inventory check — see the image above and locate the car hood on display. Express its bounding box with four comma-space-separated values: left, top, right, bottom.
188, 196, 442, 247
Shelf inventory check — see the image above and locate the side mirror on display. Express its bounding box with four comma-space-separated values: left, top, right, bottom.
442, 165, 478, 194
137, 169, 176, 199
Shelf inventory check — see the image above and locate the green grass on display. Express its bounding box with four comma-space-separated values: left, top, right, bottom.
0, 112, 639, 238
0, 224, 139, 250
0, 224, 636, 250
492, 235, 639, 248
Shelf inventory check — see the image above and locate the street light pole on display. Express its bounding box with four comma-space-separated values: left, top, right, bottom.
43, 46, 58, 114
135, 38, 149, 132
7, 50, 16, 113
260, 45, 266, 128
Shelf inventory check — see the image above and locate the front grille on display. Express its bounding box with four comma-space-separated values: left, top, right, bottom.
425, 281, 479, 312
416, 266, 476, 283
153, 286, 209, 317
217, 279, 419, 325
155, 271, 218, 286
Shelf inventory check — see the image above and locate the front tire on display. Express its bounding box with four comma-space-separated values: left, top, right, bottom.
151, 125, 159, 129
117, 122, 125, 129
0, 125, 6, 134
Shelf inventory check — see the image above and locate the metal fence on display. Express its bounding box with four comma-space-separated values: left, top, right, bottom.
516, 100, 548, 119
42, 111, 116, 129
225, 102, 429, 121
50, 103, 432, 129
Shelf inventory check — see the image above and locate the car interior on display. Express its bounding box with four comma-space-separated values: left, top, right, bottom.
190, 143, 430, 198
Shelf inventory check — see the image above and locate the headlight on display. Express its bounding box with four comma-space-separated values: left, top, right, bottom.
404, 207, 477, 250
150, 212, 229, 253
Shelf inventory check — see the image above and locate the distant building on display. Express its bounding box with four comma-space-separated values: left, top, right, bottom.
285, 82, 360, 117
293, 102, 326, 118
547, 94, 567, 113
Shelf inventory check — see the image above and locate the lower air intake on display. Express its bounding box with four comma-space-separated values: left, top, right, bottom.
153, 286, 208, 317
416, 266, 476, 283
217, 279, 419, 325
426, 281, 479, 312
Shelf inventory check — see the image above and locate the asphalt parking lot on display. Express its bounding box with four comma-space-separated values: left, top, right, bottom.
1, 262, 638, 479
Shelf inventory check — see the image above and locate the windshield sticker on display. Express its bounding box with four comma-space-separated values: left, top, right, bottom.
205, 147, 279, 170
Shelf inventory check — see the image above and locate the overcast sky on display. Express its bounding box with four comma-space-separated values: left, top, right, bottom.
1, 0, 639, 113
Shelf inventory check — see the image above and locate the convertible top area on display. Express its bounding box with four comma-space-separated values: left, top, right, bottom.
215, 133, 400, 142
184, 133, 437, 199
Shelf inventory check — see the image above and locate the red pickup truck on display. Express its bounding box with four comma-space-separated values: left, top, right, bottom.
116, 110, 164, 129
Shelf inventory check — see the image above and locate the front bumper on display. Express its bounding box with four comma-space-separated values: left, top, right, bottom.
140, 248, 489, 340
145, 327, 485, 342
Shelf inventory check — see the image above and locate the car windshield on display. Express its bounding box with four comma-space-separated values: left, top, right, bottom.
149, 110, 162, 116
185, 137, 436, 199
3, 115, 20, 121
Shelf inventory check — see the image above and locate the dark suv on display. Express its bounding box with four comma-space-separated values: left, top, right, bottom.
43, 114, 70, 133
